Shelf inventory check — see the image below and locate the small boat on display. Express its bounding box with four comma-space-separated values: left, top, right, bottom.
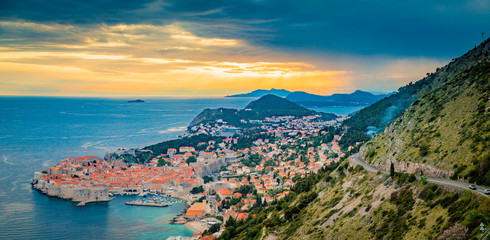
125, 201, 169, 207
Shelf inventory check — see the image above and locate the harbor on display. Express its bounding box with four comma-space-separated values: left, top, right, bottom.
125, 202, 169, 207
124, 194, 178, 208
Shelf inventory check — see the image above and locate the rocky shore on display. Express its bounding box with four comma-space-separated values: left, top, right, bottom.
31, 177, 111, 204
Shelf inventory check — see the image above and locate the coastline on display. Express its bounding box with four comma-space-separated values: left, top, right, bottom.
184, 221, 207, 233
5, 97, 257, 240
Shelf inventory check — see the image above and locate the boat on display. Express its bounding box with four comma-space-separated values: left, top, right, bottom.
125, 201, 169, 207
124, 194, 173, 207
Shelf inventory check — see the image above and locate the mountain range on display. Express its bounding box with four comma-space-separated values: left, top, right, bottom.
226, 88, 292, 98
286, 90, 392, 107
227, 89, 392, 107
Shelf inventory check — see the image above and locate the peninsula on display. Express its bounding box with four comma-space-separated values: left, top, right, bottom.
32, 95, 345, 221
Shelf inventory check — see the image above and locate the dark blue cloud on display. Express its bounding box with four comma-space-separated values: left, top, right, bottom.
1, 0, 488, 58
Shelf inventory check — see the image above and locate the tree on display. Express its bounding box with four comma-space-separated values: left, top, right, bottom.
230, 197, 241, 205
390, 161, 395, 178
225, 217, 236, 228
157, 158, 170, 167
190, 186, 204, 194
186, 156, 197, 164
203, 175, 213, 184
203, 223, 221, 236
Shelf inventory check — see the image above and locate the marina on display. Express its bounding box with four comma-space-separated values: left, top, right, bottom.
124, 194, 177, 207
125, 202, 169, 207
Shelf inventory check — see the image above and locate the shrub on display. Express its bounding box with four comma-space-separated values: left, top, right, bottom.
190, 186, 204, 194
408, 174, 417, 182
437, 223, 468, 240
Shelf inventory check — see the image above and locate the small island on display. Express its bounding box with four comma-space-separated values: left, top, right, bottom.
127, 99, 145, 103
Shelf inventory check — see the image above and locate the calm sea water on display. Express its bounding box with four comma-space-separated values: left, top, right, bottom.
0, 96, 361, 239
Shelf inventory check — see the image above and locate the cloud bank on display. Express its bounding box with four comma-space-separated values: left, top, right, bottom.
0, 0, 487, 96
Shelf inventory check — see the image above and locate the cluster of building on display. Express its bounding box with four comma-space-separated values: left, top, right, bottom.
178, 115, 346, 239
33, 114, 348, 239
188, 119, 240, 137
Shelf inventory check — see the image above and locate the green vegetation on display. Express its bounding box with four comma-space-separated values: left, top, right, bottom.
203, 175, 213, 184
219, 160, 490, 240
157, 158, 170, 167
186, 156, 197, 164
130, 134, 223, 163
231, 131, 275, 151
190, 94, 337, 127
234, 185, 255, 196
190, 186, 204, 194
340, 40, 490, 153
242, 153, 262, 167
203, 223, 221, 236
244, 94, 316, 117
365, 61, 490, 185
337, 40, 490, 185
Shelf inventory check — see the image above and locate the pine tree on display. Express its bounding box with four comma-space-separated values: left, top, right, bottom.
390, 161, 395, 178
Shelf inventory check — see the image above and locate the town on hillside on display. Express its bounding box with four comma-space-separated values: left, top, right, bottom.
32, 113, 350, 238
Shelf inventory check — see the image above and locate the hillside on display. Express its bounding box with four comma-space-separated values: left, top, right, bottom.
340, 39, 490, 150
361, 58, 490, 185
189, 94, 337, 127
219, 161, 490, 240
286, 90, 390, 107
226, 88, 291, 98
244, 94, 315, 116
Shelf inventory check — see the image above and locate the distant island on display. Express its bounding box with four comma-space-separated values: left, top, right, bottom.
127, 99, 145, 103
227, 88, 392, 107
286, 90, 392, 107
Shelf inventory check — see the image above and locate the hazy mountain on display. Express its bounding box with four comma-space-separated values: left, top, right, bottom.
244, 94, 313, 115
226, 88, 291, 97
286, 90, 391, 107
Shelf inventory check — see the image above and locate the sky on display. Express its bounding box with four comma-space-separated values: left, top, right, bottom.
0, 0, 488, 97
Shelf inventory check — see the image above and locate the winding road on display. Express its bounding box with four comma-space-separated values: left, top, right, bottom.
349, 153, 490, 198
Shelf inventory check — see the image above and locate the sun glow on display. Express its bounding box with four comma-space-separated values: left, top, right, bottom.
0, 20, 443, 96
0, 21, 356, 96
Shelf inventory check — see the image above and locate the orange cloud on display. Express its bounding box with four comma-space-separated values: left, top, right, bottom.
0, 20, 443, 96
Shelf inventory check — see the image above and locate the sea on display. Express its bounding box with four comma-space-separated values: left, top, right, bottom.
0, 96, 364, 240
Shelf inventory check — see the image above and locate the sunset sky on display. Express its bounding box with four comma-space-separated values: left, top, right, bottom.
0, 0, 488, 97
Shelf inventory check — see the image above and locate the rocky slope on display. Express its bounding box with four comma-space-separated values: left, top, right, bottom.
341, 39, 490, 150
361, 41, 490, 185
219, 163, 490, 240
